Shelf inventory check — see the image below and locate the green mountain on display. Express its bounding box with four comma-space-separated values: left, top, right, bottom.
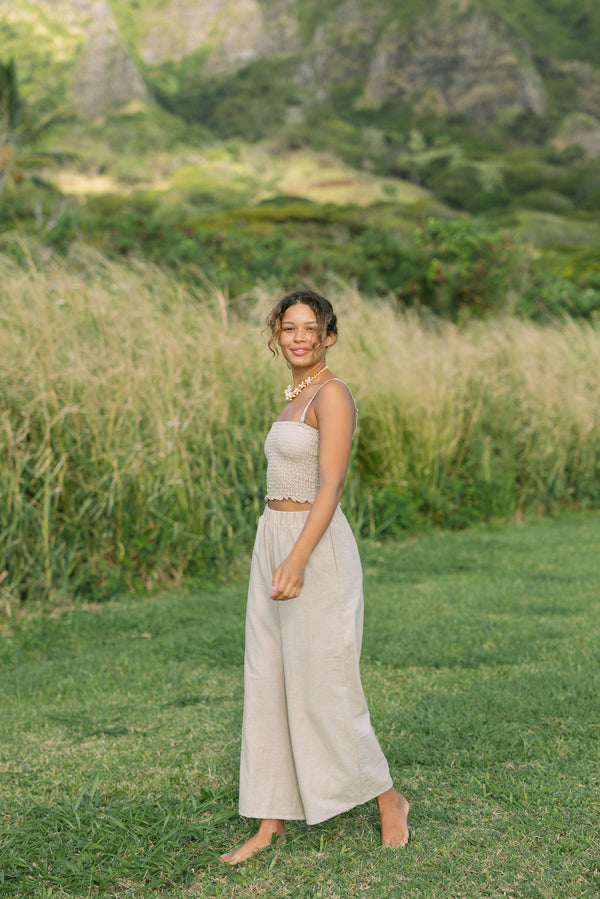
2, 0, 600, 145
1, 0, 600, 319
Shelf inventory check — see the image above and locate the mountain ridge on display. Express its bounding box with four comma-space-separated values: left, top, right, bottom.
2, 0, 600, 155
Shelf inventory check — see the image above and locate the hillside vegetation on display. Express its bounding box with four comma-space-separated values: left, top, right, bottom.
1, 0, 600, 318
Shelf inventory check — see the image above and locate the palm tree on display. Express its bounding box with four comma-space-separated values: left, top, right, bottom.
0, 59, 21, 194
0, 58, 73, 197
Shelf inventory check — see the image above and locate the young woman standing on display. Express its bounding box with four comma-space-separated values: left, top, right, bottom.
220, 290, 409, 864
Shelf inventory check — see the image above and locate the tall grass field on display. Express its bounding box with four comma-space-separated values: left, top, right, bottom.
1, 243, 600, 609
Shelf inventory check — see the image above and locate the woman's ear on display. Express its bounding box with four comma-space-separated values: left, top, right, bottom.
325, 331, 336, 347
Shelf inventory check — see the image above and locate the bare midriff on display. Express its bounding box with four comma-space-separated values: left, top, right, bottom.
267, 500, 313, 511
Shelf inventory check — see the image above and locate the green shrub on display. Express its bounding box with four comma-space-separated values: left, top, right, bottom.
357, 487, 420, 539
151, 57, 299, 141
546, 166, 585, 198
411, 218, 514, 317
516, 189, 574, 214
429, 163, 482, 210
0, 180, 67, 227
575, 176, 600, 211
516, 273, 600, 319
503, 162, 544, 195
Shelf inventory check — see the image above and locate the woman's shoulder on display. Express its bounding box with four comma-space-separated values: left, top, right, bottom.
308, 376, 358, 425
316, 376, 355, 403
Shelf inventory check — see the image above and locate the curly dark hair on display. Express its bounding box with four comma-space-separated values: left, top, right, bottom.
265, 290, 338, 356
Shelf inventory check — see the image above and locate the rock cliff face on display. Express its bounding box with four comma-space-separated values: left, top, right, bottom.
140, 0, 301, 72
356, 4, 547, 122
296, 0, 387, 102
74, 0, 148, 117
5, 0, 600, 136
31, 0, 148, 116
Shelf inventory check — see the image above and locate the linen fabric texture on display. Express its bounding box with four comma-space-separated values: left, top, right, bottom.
239, 504, 393, 825
264, 421, 320, 503
264, 378, 357, 504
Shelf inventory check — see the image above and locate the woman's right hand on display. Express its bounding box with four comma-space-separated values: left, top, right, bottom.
270, 554, 306, 601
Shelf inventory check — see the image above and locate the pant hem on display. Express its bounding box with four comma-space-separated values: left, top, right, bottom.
239, 809, 305, 822
239, 777, 394, 827
304, 779, 394, 826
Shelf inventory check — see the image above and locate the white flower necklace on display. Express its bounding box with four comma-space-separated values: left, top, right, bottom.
284, 366, 328, 402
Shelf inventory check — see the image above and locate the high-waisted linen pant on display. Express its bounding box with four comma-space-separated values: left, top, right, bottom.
239, 505, 393, 825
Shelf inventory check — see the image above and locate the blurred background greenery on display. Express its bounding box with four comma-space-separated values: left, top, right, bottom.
2, 0, 600, 609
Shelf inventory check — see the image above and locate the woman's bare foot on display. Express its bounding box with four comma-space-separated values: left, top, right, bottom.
376, 787, 410, 848
220, 819, 285, 865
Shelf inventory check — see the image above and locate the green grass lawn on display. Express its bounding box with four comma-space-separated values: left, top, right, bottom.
1, 513, 599, 898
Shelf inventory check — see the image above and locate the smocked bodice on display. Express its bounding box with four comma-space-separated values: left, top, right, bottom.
264, 378, 356, 504
264, 421, 320, 503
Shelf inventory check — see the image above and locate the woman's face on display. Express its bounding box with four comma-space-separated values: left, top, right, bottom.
278, 303, 333, 368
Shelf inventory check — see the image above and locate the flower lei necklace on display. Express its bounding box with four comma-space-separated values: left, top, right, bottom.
284, 366, 328, 402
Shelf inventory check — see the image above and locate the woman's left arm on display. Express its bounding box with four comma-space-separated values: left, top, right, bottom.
270, 380, 356, 600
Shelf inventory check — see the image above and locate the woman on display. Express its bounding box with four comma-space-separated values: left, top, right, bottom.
221, 290, 409, 865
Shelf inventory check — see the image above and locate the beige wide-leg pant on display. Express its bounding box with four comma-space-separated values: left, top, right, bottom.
239, 505, 393, 825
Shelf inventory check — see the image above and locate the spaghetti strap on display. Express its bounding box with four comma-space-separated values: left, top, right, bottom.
300, 378, 345, 423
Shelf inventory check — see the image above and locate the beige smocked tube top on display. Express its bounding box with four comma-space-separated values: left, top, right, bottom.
264, 378, 356, 504
264, 421, 321, 503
